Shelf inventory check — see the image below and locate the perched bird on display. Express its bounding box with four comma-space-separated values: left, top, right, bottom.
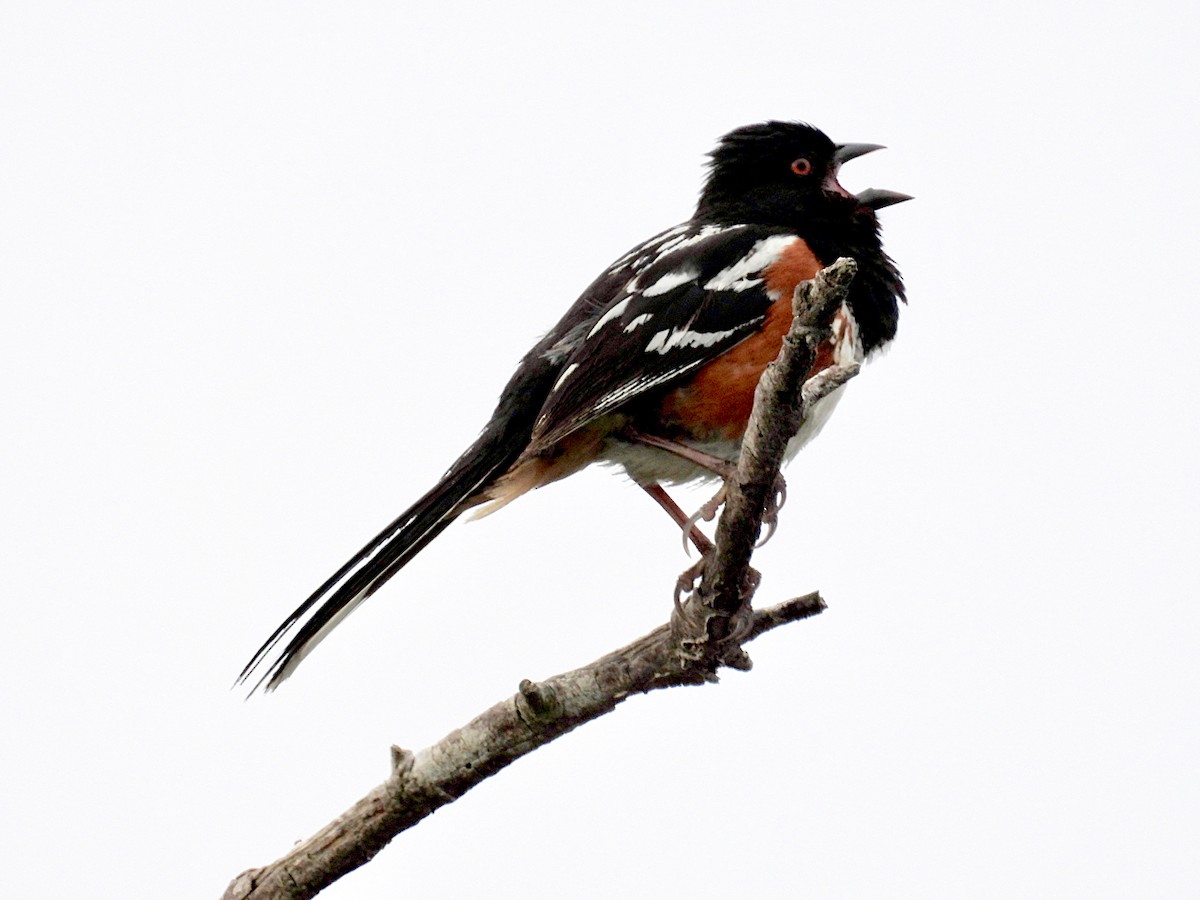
240, 120, 908, 692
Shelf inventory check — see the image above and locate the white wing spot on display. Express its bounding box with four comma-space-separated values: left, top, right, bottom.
704, 234, 798, 292
551, 363, 579, 393
623, 313, 653, 332
641, 267, 697, 297
657, 223, 740, 259
606, 225, 689, 274
586, 297, 631, 339
645, 325, 742, 354
590, 361, 707, 411
652, 234, 692, 256
604, 223, 749, 278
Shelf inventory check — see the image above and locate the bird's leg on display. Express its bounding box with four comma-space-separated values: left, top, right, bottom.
638, 482, 713, 556
625, 426, 788, 548
623, 426, 738, 479
637, 483, 716, 607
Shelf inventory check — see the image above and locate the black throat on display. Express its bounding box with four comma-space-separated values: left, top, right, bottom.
800, 206, 904, 355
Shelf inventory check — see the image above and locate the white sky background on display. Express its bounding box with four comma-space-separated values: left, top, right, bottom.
2, 1, 1197, 897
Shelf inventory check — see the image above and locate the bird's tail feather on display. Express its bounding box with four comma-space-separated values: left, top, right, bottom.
237, 429, 525, 694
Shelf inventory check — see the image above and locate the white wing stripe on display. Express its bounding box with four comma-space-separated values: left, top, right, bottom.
623, 313, 653, 332
704, 234, 798, 292
586, 297, 631, 339
645, 323, 749, 354
551, 362, 579, 393
640, 267, 698, 297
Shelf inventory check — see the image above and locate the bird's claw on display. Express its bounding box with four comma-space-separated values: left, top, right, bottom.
680, 470, 787, 554
681, 486, 727, 556
673, 558, 707, 611
755, 473, 788, 548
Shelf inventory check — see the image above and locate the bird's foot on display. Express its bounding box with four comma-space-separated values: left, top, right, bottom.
681, 485, 727, 555
673, 554, 762, 611
673, 557, 707, 612
756, 472, 788, 548
682, 470, 787, 553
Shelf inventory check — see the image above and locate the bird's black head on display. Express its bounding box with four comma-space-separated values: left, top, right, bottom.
695, 120, 909, 353
695, 120, 908, 228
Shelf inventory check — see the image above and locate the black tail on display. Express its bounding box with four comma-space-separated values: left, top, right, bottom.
236, 425, 527, 693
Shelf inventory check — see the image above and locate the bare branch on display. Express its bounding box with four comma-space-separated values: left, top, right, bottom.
674, 257, 858, 650
222, 259, 859, 900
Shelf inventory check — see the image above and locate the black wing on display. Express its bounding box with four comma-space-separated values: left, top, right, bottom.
529, 224, 801, 450
236, 223, 717, 690
236, 221, 800, 691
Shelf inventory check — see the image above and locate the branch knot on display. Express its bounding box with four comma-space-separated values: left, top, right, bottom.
516, 678, 562, 724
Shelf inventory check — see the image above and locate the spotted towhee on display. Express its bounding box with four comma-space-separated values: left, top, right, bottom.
240, 120, 908, 692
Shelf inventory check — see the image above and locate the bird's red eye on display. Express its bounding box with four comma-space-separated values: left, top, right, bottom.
790, 158, 813, 176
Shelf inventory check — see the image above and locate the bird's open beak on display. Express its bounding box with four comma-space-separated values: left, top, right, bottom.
833, 142, 885, 165
854, 187, 913, 210
832, 143, 912, 210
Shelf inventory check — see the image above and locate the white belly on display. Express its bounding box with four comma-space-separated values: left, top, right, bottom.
600, 382, 848, 485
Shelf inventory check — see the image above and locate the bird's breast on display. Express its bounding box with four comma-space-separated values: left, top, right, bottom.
651, 238, 858, 445
609, 246, 865, 485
